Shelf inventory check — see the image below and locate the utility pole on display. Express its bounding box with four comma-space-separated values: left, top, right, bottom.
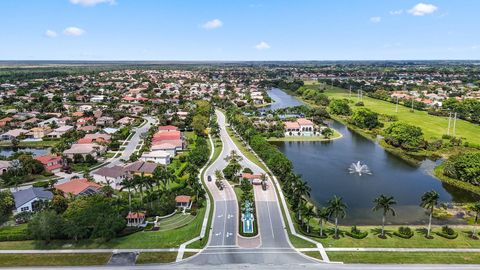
395, 96, 399, 113
452, 112, 457, 137
447, 112, 451, 136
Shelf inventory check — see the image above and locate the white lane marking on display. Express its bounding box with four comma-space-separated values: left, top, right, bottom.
222, 199, 227, 245
267, 202, 275, 239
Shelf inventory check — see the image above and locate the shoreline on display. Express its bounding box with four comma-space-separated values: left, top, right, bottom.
271, 87, 480, 200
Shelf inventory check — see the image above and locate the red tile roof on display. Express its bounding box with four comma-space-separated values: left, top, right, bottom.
126, 212, 145, 219
175, 195, 191, 203
55, 178, 101, 196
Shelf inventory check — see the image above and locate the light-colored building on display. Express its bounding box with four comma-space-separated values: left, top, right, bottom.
284, 118, 319, 136
140, 151, 171, 165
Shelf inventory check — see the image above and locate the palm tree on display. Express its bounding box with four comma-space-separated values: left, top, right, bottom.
372, 194, 397, 238
303, 205, 315, 233
470, 202, 480, 238
120, 177, 135, 210
224, 150, 243, 163
294, 180, 311, 221
420, 190, 440, 238
316, 207, 329, 237
327, 195, 347, 239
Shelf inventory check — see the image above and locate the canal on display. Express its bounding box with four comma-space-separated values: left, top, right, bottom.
265, 88, 479, 225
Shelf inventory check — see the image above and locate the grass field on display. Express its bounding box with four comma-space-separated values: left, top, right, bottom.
158, 213, 196, 232
0, 207, 206, 250
302, 225, 480, 248
0, 253, 111, 267
320, 85, 480, 145
327, 252, 480, 264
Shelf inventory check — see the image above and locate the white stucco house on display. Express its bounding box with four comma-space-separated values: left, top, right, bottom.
140, 151, 171, 165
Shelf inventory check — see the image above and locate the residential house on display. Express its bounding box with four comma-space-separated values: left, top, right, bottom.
55, 178, 102, 197
123, 161, 158, 177
92, 165, 127, 189
284, 118, 319, 136
63, 143, 106, 159
95, 116, 114, 127
0, 129, 28, 141
116, 117, 135, 127
139, 151, 171, 165
47, 125, 73, 138
34, 154, 63, 173
27, 126, 52, 139
12, 187, 53, 214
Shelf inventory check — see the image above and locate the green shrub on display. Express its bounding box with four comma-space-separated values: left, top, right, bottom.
436, 225, 458, 239
0, 225, 32, 241
32, 181, 49, 188
394, 226, 414, 239
345, 226, 368, 239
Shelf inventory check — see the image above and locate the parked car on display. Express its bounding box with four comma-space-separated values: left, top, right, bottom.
207, 175, 212, 182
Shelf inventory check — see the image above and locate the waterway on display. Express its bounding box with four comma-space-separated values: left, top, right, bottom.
265, 88, 479, 225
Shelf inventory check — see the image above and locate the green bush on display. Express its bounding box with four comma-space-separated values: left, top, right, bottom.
0, 225, 32, 241
436, 225, 458, 239
394, 226, 414, 239
32, 181, 49, 188
345, 226, 368, 239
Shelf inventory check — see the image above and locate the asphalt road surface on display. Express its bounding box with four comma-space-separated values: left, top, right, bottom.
187, 110, 313, 265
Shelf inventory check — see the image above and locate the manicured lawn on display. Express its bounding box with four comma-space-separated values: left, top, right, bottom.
327, 251, 480, 264
135, 252, 177, 264
0, 207, 206, 250
158, 213, 196, 232
304, 225, 480, 248
322, 86, 480, 145
0, 253, 111, 267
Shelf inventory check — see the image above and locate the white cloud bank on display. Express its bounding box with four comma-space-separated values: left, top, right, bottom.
202, 19, 223, 30
255, 41, 271, 50
45, 30, 58, 38
408, 3, 438, 16
69, 0, 115, 7
370, 16, 381, 23
63, 27, 86, 36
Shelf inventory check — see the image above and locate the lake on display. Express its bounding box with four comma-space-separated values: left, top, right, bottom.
266, 89, 479, 225
0, 147, 49, 158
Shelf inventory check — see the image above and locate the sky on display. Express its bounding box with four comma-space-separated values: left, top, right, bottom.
0, 0, 479, 61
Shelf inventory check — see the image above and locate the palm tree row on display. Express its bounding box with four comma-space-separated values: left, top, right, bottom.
297, 190, 480, 240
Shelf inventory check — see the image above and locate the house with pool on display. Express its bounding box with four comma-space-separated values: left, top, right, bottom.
283, 118, 321, 137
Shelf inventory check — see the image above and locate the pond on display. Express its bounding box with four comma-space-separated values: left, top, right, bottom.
261, 88, 304, 111
266, 89, 479, 225
0, 147, 49, 158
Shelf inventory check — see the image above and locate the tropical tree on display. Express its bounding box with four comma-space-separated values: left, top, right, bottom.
372, 194, 397, 238
316, 207, 329, 237
327, 195, 347, 239
420, 190, 440, 238
294, 180, 311, 221
303, 204, 315, 233
470, 202, 480, 238
120, 178, 135, 210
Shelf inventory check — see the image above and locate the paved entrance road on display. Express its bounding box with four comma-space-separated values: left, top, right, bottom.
187, 110, 313, 265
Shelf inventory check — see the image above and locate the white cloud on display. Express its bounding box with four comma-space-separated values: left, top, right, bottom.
370, 16, 381, 23
255, 41, 271, 50
63, 27, 86, 36
45, 30, 58, 38
202, 19, 223, 30
408, 3, 438, 16
389, 9, 403, 15
69, 0, 115, 7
